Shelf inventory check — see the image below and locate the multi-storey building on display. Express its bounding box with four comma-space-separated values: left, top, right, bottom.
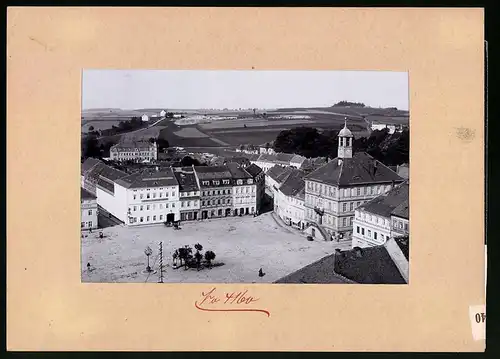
81, 187, 98, 230
244, 163, 265, 213
109, 140, 158, 162
195, 166, 235, 219
114, 167, 180, 225
390, 196, 409, 238
173, 166, 201, 221
227, 163, 257, 216
352, 181, 409, 248
303, 122, 404, 242
274, 169, 306, 230
81, 158, 264, 226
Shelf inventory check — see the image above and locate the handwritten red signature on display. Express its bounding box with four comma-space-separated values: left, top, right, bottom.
194, 287, 270, 317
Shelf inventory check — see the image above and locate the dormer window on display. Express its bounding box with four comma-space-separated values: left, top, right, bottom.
247, 179, 253, 184
213, 180, 220, 185
237, 180, 243, 185
223, 179, 229, 185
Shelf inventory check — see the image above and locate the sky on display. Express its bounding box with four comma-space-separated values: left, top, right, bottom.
82, 70, 409, 111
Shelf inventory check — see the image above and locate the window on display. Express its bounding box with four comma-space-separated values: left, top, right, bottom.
172, 192, 176, 197
223, 180, 229, 185
140, 194, 144, 199
159, 204, 163, 209
147, 193, 150, 199
147, 205, 150, 210
165, 192, 169, 197
356, 226, 360, 234
147, 216, 150, 221
133, 195, 136, 200
202, 201, 206, 206
342, 218, 347, 227
342, 203, 347, 212
361, 228, 365, 235
374, 232, 378, 240
172, 203, 175, 208
349, 217, 353, 225
140, 217, 144, 222
152, 204, 156, 210
386, 235, 389, 240
160, 215, 163, 220
88, 209, 92, 215
153, 193, 156, 198
357, 201, 361, 208
187, 201, 191, 207
140, 205, 143, 211
349, 202, 353, 211
217, 199, 221, 204
368, 230, 371, 237
404, 223, 408, 231
181, 202, 185, 207
166, 203, 169, 208
81, 222, 84, 228
153, 215, 156, 221
88, 221, 92, 227
217, 190, 220, 195
399, 222, 403, 229
159, 192, 162, 198
357, 187, 361, 196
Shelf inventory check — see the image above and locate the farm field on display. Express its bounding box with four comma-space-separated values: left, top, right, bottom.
81, 212, 352, 283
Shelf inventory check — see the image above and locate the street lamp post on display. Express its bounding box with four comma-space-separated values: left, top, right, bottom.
144, 246, 153, 272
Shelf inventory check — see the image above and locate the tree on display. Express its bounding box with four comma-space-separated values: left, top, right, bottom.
83, 136, 100, 158
194, 243, 203, 252
204, 250, 216, 268
89, 125, 94, 131
144, 246, 153, 272
183, 245, 193, 269
180, 156, 201, 166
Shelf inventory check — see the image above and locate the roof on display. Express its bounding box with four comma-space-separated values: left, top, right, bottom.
305, 152, 404, 186
194, 166, 233, 181
257, 152, 295, 165
279, 170, 306, 197
266, 165, 293, 182
173, 168, 200, 192
334, 246, 406, 284
274, 254, 351, 284
111, 141, 154, 151
391, 198, 409, 219
358, 181, 409, 218
83, 159, 128, 184
226, 163, 252, 179
81, 187, 96, 200
81, 158, 101, 174
290, 154, 307, 165
115, 167, 178, 189
244, 163, 263, 178
339, 122, 353, 137
225, 156, 251, 166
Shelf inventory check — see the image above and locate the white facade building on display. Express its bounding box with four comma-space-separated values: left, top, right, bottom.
110, 141, 158, 162
352, 181, 409, 248
274, 170, 306, 230
160, 110, 167, 117
81, 188, 98, 230
141, 114, 149, 122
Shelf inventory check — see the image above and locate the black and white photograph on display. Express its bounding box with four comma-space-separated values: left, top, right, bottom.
80, 70, 410, 284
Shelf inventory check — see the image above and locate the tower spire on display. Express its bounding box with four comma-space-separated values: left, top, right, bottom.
338, 120, 353, 164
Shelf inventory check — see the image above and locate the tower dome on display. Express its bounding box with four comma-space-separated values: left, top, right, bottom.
337, 119, 353, 163
339, 120, 353, 137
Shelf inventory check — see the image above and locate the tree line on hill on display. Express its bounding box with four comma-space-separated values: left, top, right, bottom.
273, 126, 409, 166
332, 101, 366, 107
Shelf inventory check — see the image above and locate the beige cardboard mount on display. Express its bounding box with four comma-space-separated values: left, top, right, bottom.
7, 7, 485, 352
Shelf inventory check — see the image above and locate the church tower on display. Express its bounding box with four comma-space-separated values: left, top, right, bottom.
338, 120, 353, 165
